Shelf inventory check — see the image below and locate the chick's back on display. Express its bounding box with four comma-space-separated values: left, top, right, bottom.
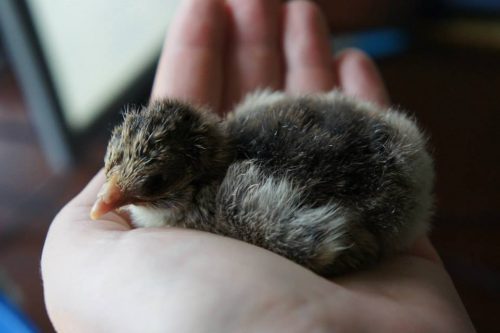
217, 90, 434, 275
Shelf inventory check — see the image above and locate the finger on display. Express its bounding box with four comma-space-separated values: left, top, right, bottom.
406, 236, 443, 265
283, 0, 336, 94
151, 0, 226, 111
335, 48, 390, 107
65, 170, 131, 230
223, 0, 283, 110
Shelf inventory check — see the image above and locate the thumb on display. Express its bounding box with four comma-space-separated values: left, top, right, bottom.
56, 169, 131, 233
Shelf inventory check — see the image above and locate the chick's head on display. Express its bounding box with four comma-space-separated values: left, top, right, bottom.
91, 100, 227, 219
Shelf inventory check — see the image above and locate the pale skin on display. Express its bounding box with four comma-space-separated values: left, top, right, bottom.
41, 0, 476, 332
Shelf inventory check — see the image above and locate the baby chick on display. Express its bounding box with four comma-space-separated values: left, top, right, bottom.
91, 101, 233, 229
91, 91, 434, 276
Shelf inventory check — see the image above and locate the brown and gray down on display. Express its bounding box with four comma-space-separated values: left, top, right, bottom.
91, 90, 434, 276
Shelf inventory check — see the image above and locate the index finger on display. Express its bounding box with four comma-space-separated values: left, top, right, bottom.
151, 0, 227, 111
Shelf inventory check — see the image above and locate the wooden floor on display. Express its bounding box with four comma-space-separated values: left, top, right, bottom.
0, 47, 499, 332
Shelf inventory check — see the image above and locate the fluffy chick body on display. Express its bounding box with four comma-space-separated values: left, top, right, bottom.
97, 90, 434, 276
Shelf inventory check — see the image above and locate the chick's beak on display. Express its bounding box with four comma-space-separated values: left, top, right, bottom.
90, 176, 128, 220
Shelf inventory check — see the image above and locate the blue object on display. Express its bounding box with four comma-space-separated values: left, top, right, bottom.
332, 28, 410, 59
0, 293, 37, 333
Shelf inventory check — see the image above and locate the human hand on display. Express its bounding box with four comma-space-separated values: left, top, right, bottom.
41, 0, 475, 332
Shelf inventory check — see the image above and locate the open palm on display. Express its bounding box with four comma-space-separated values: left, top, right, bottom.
41, 0, 474, 332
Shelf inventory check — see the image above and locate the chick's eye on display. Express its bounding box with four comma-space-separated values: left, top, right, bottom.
143, 174, 170, 195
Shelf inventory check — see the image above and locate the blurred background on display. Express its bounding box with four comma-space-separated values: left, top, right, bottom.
0, 0, 499, 331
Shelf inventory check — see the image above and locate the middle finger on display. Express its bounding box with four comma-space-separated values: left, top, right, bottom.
283, 1, 336, 94
223, 0, 283, 111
